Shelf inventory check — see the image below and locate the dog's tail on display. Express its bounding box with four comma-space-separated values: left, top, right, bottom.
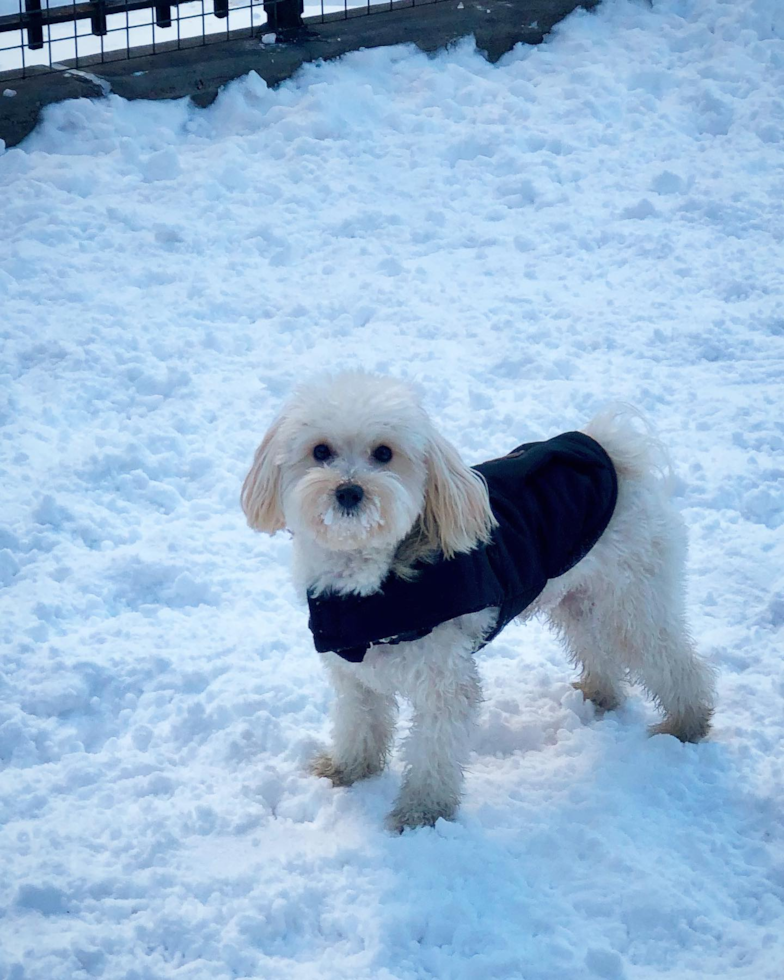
583, 404, 675, 491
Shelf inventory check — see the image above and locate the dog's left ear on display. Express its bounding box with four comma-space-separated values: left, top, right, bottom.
241, 415, 286, 534
420, 429, 497, 559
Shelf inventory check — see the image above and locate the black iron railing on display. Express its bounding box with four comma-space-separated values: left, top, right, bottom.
0, 0, 418, 78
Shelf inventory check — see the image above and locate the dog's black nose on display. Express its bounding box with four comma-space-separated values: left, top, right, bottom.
335, 483, 364, 511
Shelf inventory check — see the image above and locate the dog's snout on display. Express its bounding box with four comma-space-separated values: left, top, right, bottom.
335, 483, 364, 511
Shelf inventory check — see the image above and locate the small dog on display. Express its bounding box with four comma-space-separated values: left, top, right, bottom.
242, 372, 716, 831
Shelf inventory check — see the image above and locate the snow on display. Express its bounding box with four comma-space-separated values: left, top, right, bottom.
1, 0, 784, 976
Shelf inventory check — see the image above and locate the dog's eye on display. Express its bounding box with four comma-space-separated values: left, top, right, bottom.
313, 444, 333, 462
372, 445, 393, 464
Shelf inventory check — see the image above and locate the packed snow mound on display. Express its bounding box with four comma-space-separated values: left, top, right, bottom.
1, 1, 783, 978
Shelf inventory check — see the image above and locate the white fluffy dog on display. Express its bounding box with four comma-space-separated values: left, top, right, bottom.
242, 372, 716, 832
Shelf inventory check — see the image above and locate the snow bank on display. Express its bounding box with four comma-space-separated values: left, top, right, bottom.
1, 1, 783, 977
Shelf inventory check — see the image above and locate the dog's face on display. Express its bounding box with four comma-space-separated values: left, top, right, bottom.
242, 373, 496, 559
266, 379, 430, 552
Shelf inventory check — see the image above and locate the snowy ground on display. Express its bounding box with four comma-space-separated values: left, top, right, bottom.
2, 0, 784, 977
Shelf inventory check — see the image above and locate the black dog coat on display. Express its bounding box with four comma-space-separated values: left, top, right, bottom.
307, 431, 618, 663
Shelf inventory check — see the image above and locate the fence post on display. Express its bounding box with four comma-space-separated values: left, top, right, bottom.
24, 0, 44, 49
214, 0, 228, 19
90, 0, 107, 35
263, 0, 304, 32
154, 1, 172, 26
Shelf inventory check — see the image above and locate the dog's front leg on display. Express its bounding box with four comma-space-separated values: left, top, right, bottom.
311, 661, 398, 787
388, 646, 481, 833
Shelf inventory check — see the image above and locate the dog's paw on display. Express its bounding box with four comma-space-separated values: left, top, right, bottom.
571, 680, 621, 713
309, 752, 356, 786
309, 752, 382, 787
649, 712, 712, 743
386, 800, 457, 834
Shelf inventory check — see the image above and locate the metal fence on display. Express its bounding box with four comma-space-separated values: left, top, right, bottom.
0, 0, 441, 78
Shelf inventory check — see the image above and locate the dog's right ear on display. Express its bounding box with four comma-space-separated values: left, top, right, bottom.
241, 416, 286, 534
420, 427, 497, 559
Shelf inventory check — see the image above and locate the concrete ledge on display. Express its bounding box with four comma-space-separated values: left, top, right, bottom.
0, 0, 598, 147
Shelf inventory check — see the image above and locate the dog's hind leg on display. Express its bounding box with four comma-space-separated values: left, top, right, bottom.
311, 664, 398, 786
634, 623, 715, 742
580, 405, 716, 741
590, 577, 715, 743
550, 590, 626, 712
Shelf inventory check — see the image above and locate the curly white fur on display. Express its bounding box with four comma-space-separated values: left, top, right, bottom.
242, 375, 716, 832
